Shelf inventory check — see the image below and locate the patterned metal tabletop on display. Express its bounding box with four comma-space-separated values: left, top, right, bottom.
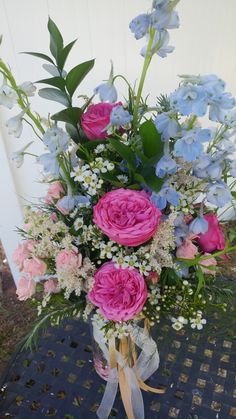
0, 316, 236, 419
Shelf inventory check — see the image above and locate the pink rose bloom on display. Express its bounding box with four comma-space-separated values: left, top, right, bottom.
56, 249, 82, 270
197, 214, 225, 253
93, 188, 161, 246
13, 240, 37, 270
176, 238, 198, 259
44, 278, 60, 294
199, 253, 217, 275
81, 102, 121, 140
16, 276, 36, 301
45, 181, 64, 204
88, 262, 147, 321
23, 257, 47, 277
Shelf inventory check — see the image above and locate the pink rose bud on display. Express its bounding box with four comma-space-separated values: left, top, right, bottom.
16, 276, 36, 301
197, 213, 225, 253
56, 249, 82, 271
199, 253, 217, 275
88, 262, 147, 321
44, 279, 59, 294
23, 256, 47, 277
13, 240, 37, 270
176, 238, 198, 259
81, 102, 121, 140
45, 181, 64, 204
93, 188, 161, 246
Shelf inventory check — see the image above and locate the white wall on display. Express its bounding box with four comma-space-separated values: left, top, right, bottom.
0, 0, 236, 281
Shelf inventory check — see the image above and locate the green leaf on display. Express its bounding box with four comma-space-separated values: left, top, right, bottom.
57, 39, 77, 70
140, 119, 163, 159
51, 107, 82, 125
65, 123, 80, 142
36, 76, 66, 90
66, 59, 95, 97
134, 171, 164, 193
108, 138, 136, 170
21, 51, 54, 64
48, 17, 64, 60
38, 87, 69, 106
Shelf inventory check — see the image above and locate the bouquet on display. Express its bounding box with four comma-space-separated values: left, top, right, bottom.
1, 1, 236, 417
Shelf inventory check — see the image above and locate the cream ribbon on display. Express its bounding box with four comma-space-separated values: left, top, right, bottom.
92, 321, 162, 419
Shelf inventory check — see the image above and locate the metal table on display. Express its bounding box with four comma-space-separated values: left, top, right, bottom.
0, 316, 236, 418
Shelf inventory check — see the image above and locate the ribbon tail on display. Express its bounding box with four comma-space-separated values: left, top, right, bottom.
97, 372, 118, 419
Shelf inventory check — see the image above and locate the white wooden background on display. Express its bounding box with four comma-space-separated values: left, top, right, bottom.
0, 0, 236, 282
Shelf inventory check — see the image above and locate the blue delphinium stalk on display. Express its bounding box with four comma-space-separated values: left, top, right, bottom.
110, 106, 133, 127
94, 61, 118, 103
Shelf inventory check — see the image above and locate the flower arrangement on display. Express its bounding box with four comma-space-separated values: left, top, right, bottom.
1, 1, 236, 417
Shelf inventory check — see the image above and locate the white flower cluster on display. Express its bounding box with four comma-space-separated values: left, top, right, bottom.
57, 256, 95, 298
112, 252, 152, 276
71, 157, 114, 196
92, 312, 136, 341
24, 207, 69, 239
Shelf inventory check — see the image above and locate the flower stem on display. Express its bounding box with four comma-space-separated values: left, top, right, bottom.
133, 28, 155, 134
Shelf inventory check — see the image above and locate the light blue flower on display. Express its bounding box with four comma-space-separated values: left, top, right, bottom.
206, 182, 232, 207
155, 155, 177, 178
171, 84, 208, 116
94, 61, 118, 103
43, 127, 69, 154
129, 14, 150, 40
0, 84, 18, 109
110, 106, 133, 127
154, 112, 179, 140
229, 160, 236, 177
141, 30, 174, 58
174, 129, 212, 162
175, 261, 189, 278
206, 162, 223, 180
209, 92, 235, 122
189, 217, 208, 234
200, 74, 225, 96
37, 153, 60, 176
193, 153, 211, 178
151, 185, 181, 210
150, 8, 179, 31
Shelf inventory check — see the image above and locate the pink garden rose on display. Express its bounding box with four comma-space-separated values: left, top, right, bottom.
199, 253, 217, 275
93, 188, 161, 246
197, 214, 225, 253
23, 256, 47, 277
45, 181, 64, 204
88, 262, 147, 321
13, 240, 37, 270
44, 278, 60, 294
16, 276, 36, 301
81, 102, 121, 140
176, 238, 198, 259
56, 249, 82, 270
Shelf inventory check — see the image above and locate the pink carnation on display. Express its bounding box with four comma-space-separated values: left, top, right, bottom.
45, 181, 64, 204
176, 238, 198, 259
44, 278, 60, 294
88, 262, 147, 321
197, 214, 225, 253
56, 249, 82, 270
199, 253, 217, 275
16, 276, 36, 301
93, 188, 161, 246
13, 240, 37, 270
81, 102, 121, 140
23, 257, 47, 277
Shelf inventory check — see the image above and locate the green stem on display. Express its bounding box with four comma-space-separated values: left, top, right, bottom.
133, 28, 155, 134
58, 156, 75, 194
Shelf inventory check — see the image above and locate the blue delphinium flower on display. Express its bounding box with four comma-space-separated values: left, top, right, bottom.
129, 14, 150, 40
37, 153, 60, 176
141, 30, 174, 58
229, 160, 236, 177
176, 261, 189, 278
206, 182, 232, 207
151, 185, 181, 210
171, 84, 208, 116
56, 195, 90, 213
174, 212, 189, 246
200, 74, 225, 96
94, 61, 118, 103
193, 153, 211, 178
110, 106, 133, 127
189, 217, 208, 234
174, 129, 212, 162
155, 155, 177, 178
154, 111, 179, 140
209, 92, 235, 122
151, 7, 179, 31
43, 127, 69, 154
206, 162, 223, 180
